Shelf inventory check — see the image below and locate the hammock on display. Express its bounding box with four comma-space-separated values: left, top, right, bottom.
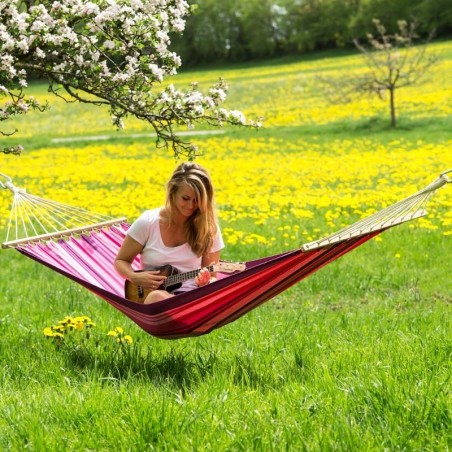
1, 170, 450, 339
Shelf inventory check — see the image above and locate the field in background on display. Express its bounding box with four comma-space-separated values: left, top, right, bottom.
0, 41, 451, 450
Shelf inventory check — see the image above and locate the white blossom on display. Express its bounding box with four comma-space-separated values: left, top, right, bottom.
30, 20, 46, 32
80, 2, 100, 16
230, 110, 246, 124
130, 0, 144, 10
16, 38, 29, 53
148, 64, 164, 82
209, 87, 227, 102
103, 39, 116, 50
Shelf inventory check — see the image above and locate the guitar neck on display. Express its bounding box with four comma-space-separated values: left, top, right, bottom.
164, 265, 214, 288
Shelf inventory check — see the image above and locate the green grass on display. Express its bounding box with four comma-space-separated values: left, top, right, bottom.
1, 43, 451, 450
0, 228, 450, 450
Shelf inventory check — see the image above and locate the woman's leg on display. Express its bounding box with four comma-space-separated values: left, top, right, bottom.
143, 289, 175, 304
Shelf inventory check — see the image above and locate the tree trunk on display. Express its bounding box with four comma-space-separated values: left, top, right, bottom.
389, 88, 396, 127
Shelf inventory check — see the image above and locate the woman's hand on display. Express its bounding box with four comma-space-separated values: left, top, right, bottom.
195, 267, 212, 287
131, 270, 167, 291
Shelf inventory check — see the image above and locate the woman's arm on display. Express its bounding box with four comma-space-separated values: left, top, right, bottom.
114, 235, 144, 280
114, 235, 166, 288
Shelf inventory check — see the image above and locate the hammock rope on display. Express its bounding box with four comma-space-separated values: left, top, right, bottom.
302, 169, 451, 250
1, 170, 450, 339
0, 173, 126, 248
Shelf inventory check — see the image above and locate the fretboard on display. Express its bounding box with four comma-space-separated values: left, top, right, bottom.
164, 265, 215, 287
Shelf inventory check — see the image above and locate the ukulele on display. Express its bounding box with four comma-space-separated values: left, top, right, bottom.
124, 262, 246, 303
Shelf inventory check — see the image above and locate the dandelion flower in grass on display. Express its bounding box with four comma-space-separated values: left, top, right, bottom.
107, 330, 118, 337
43, 327, 54, 337
74, 315, 89, 323
123, 335, 133, 345
75, 316, 96, 328
43, 327, 64, 339
83, 318, 96, 328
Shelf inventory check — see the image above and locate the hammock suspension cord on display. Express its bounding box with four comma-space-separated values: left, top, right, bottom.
0, 173, 126, 248
302, 169, 451, 250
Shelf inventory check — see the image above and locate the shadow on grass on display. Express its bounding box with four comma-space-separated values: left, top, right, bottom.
61, 340, 286, 392
289, 115, 452, 138
219, 115, 452, 152
63, 344, 218, 390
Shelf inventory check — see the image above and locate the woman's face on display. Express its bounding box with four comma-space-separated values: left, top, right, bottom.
173, 184, 199, 218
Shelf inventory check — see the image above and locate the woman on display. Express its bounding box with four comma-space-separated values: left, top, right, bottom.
115, 162, 224, 304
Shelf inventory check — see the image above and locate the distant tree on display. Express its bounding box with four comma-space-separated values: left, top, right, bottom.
320, 19, 437, 127
0, 0, 260, 158
286, 0, 357, 52
353, 19, 437, 126
349, 0, 416, 39
415, 0, 452, 35
171, 0, 246, 65
350, 0, 452, 39
241, 1, 288, 58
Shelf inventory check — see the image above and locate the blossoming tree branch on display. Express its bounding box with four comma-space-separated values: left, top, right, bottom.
0, 0, 261, 158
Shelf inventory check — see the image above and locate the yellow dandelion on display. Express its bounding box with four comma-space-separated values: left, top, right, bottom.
43, 327, 54, 337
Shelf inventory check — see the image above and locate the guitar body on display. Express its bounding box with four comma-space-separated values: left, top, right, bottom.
124, 265, 182, 303
124, 261, 246, 303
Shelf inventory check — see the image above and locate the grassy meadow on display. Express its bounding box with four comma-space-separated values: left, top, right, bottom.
0, 40, 451, 450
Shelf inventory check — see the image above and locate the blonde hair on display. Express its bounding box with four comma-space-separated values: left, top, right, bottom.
165, 162, 218, 257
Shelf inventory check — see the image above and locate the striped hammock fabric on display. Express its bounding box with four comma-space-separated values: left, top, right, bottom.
1, 170, 450, 339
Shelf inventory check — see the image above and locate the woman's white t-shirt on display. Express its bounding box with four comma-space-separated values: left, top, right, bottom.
127, 208, 225, 291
